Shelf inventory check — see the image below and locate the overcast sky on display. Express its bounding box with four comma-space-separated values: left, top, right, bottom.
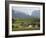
12, 7, 40, 16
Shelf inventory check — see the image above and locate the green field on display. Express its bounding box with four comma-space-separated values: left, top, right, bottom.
12, 18, 40, 31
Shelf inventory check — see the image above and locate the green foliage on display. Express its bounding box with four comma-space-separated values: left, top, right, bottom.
12, 17, 40, 31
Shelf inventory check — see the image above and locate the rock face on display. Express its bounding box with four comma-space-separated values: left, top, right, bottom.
28, 25, 32, 28
31, 10, 40, 18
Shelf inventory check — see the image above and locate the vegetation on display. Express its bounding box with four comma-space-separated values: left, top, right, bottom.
12, 17, 40, 31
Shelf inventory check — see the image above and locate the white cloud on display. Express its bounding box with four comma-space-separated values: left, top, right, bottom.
12, 7, 40, 16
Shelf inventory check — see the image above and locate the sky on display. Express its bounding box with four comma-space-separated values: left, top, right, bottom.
12, 7, 40, 16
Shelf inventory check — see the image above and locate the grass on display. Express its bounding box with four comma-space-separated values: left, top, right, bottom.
12, 18, 40, 31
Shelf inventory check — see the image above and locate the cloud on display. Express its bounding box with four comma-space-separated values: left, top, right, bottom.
12, 7, 40, 16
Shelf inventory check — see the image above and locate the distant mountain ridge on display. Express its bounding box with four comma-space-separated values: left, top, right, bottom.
12, 10, 31, 18
12, 9, 40, 18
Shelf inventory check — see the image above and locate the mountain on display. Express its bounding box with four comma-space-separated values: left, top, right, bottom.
12, 10, 40, 18
31, 10, 40, 18
12, 10, 31, 18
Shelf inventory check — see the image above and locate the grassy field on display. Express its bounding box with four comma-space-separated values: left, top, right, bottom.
12, 18, 40, 31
